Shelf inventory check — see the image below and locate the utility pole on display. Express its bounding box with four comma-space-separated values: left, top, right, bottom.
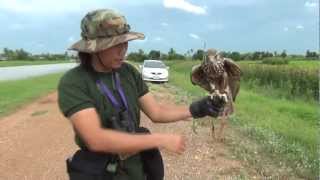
202, 41, 206, 62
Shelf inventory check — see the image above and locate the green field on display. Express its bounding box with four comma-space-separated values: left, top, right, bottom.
0, 73, 63, 117
238, 59, 320, 70
0, 60, 73, 67
164, 60, 318, 178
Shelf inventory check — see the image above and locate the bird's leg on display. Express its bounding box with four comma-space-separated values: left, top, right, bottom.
217, 114, 228, 142
209, 83, 218, 99
211, 118, 215, 139
192, 118, 198, 134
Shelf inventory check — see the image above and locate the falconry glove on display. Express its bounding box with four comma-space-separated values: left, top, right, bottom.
189, 96, 225, 118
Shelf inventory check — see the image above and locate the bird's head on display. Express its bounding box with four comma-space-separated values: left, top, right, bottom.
201, 48, 225, 77
203, 48, 223, 64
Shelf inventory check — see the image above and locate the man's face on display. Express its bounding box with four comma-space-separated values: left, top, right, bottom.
98, 42, 128, 70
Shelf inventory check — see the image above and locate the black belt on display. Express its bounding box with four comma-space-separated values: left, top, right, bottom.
66, 149, 120, 175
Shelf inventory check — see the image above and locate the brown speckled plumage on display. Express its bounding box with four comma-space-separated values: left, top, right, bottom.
191, 48, 241, 141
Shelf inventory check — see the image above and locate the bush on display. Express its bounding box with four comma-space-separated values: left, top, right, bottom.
240, 63, 318, 101
262, 58, 289, 65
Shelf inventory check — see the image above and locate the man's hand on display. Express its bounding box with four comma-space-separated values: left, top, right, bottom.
189, 96, 225, 118
157, 134, 186, 154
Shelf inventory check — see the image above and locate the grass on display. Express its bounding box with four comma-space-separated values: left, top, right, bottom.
240, 64, 318, 101
164, 60, 319, 179
0, 60, 73, 67
233, 88, 318, 177
238, 60, 320, 70
0, 73, 64, 118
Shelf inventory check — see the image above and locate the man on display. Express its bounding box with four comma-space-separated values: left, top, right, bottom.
58, 9, 224, 180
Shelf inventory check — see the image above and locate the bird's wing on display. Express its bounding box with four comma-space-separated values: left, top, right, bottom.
190, 64, 211, 92
228, 76, 240, 101
223, 58, 241, 101
223, 58, 241, 77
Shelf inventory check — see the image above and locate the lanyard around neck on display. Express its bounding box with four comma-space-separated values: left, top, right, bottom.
96, 72, 128, 111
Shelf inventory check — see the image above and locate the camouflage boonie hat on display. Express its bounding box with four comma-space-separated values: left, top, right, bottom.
69, 9, 145, 53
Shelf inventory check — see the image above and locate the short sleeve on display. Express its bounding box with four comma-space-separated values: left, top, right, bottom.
126, 63, 149, 97
58, 73, 95, 118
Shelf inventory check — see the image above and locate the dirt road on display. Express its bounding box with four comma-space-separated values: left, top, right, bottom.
0, 85, 261, 180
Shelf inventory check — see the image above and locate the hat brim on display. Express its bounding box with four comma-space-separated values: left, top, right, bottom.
68, 32, 145, 53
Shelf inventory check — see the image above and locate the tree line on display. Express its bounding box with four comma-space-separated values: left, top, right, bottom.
0, 48, 75, 61
0, 47, 318, 61
127, 48, 319, 62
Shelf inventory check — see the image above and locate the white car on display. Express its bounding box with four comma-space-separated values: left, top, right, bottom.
140, 60, 169, 82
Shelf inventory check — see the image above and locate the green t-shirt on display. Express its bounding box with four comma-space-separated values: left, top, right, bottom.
58, 62, 148, 179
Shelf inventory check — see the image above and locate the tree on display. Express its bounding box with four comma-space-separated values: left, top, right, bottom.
3, 48, 15, 60
229, 51, 241, 61
265, 51, 274, 58
252, 52, 261, 60
16, 48, 30, 60
160, 53, 168, 60
148, 50, 160, 59
306, 50, 311, 58
305, 50, 319, 59
167, 48, 176, 60
192, 49, 204, 60
126, 49, 147, 62
280, 50, 287, 58
175, 53, 186, 60
184, 49, 194, 60
164, 48, 185, 60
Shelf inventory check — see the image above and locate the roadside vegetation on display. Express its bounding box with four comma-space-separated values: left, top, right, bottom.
0, 60, 73, 67
0, 73, 63, 118
0, 47, 75, 67
239, 62, 318, 101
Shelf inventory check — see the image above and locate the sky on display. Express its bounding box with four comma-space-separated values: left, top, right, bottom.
0, 0, 318, 55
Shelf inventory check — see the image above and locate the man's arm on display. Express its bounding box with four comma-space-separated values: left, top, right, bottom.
139, 92, 192, 123
69, 108, 185, 154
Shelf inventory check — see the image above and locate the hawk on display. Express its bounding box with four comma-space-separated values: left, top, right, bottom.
191, 48, 241, 141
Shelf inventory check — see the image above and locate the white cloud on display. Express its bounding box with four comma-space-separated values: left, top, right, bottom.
189, 33, 200, 39
161, 22, 169, 26
304, 1, 318, 8
163, 0, 206, 15
283, 27, 289, 32
296, 25, 304, 30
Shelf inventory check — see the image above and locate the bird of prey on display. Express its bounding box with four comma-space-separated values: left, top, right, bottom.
191, 48, 241, 141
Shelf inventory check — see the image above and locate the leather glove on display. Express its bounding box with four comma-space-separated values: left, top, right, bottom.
189, 96, 225, 118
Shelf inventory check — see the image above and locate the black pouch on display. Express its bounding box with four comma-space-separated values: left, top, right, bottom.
137, 127, 164, 180
66, 149, 115, 178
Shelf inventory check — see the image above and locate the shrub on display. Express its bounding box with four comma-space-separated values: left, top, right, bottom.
262, 57, 289, 65
240, 64, 318, 101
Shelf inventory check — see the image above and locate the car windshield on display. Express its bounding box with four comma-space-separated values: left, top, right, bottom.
144, 61, 166, 68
